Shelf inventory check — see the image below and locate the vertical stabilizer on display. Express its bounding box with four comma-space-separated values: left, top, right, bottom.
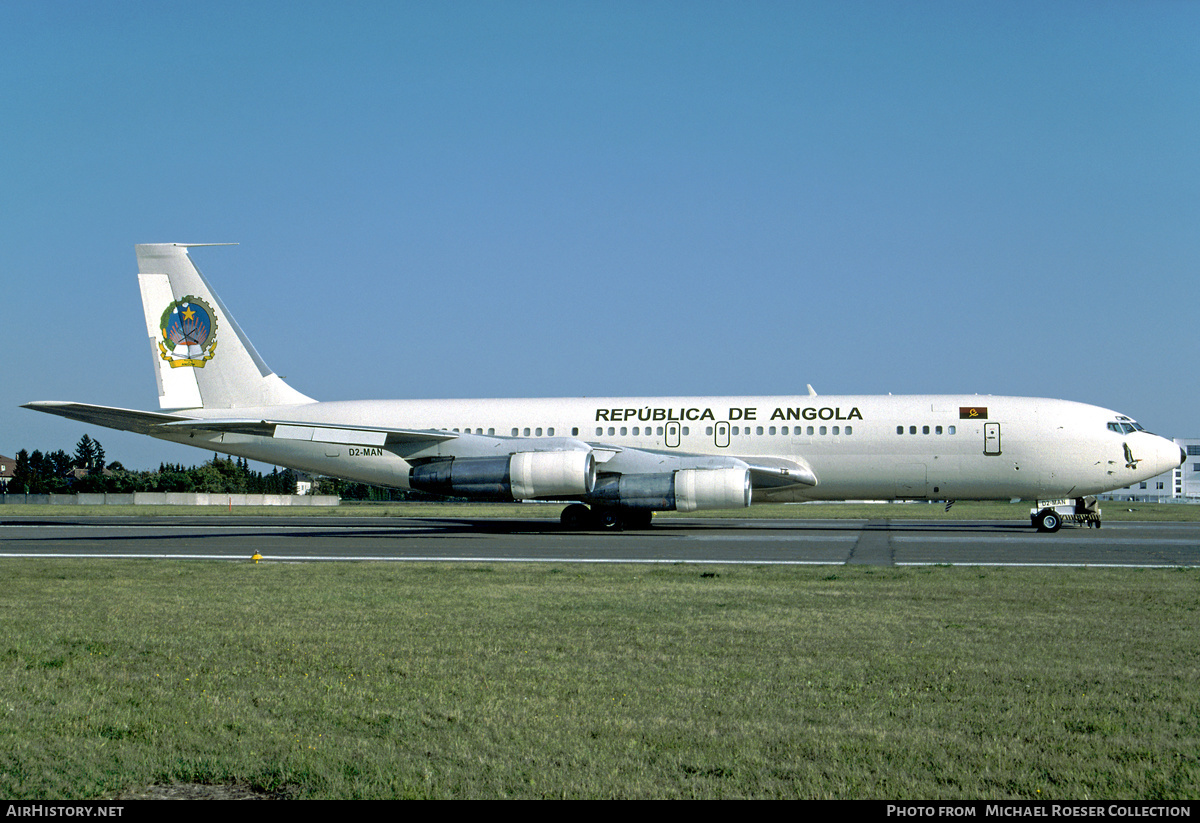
136, 244, 314, 410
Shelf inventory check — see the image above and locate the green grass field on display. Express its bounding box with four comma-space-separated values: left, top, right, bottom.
1, 560, 1197, 799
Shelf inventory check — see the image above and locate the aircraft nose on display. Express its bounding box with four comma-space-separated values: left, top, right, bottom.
1159, 437, 1185, 473
1143, 434, 1184, 478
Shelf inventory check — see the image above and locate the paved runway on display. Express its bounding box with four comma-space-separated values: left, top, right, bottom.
1, 516, 1198, 566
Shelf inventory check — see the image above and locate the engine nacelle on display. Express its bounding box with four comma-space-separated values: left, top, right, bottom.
587, 467, 751, 512
410, 450, 596, 501
510, 450, 597, 499
674, 467, 752, 512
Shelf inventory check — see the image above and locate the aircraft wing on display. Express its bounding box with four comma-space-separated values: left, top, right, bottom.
156, 418, 458, 447
593, 444, 818, 488
743, 456, 818, 488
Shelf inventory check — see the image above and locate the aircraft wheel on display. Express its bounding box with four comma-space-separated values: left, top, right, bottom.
1035, 509, 1062, 533
560, 504, 591, 529
620, 510, 654, 530
595, 508, 623, 530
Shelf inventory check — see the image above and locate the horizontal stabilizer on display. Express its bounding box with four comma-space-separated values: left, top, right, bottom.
23, 402, 460, 450
22, 402, 193, 435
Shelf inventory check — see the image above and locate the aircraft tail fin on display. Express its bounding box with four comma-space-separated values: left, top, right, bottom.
136, 244, 314, 410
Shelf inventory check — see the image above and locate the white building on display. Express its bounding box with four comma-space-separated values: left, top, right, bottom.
1099, 438, 1200, 502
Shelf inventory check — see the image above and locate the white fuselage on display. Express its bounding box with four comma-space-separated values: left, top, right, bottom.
26, 245, 1185, 526
159, 393, 1183, 502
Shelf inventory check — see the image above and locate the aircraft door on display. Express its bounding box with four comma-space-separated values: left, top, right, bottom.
714, 421, 730, 448
665, 421, 681, 448
984, 422, 1002, 456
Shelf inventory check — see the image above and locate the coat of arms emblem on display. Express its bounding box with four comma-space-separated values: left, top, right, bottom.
158, 296, 218, 368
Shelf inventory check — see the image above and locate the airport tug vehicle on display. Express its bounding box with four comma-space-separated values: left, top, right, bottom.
1030, 497, 1102, 532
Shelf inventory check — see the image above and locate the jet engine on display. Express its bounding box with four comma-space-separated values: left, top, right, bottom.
410, 450, 597, 500
588, 467, 751, 512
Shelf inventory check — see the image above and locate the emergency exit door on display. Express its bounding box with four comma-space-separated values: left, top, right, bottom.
666, 421, 681, 448
714, 421, 730, 448
984, 422, 1002, 455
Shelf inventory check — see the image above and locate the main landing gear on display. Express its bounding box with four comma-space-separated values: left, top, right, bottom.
560, 503, 654, 531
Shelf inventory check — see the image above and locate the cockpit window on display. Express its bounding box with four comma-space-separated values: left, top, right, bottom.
1108, 415, 1147, 434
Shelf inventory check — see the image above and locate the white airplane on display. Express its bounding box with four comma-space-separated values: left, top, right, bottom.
24, 243, 1185, 531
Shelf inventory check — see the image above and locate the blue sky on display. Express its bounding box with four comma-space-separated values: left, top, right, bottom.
3, 1, 1197, 469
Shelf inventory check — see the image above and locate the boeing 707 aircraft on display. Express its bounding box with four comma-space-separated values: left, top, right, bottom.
24, 244, 1185, 531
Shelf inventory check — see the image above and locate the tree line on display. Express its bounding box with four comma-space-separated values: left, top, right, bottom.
4, 434, 438, 500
